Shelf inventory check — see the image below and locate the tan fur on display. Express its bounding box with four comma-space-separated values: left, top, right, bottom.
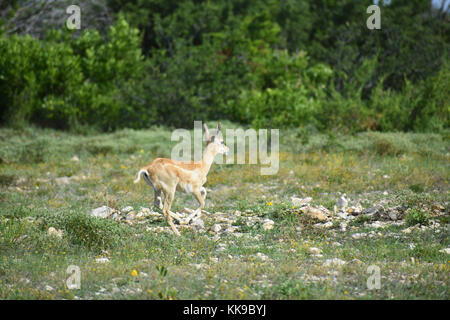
134, 123, 229, 236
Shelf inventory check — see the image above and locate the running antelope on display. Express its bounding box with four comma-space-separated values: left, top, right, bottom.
134, 123, 229, 236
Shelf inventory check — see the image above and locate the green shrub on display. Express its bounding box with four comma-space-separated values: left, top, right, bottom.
39, 211, 131, 252
0, 218, 26, 250
62, 213, 130, 252
19, 137, 50, 163
405, 209, 430, 226
0, 16, 149, 131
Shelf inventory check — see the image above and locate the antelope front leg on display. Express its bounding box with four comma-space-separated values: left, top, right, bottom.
180, 190, 205, 225
200, 187, 207, 200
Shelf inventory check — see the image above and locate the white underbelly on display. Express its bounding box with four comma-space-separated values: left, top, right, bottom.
177, 182, 193, 194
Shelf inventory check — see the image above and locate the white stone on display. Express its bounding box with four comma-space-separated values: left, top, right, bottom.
48, 227, 63, 238
439, 248, 450, 255
352, 233, 366, 239
95, 257, 110, 263
256, 252, 268, 261
323, 258, 346, 267
262, 219, 274, 230
211, 224, 222, 233
308, 247, 322, 255
291, 197, 312, 207
336, 194, 348, 210
121, 206, 134, 214
191, 218, 205, 231
314, 221, 333, 229
55, 176, 71, 185
91, 206, 114, 218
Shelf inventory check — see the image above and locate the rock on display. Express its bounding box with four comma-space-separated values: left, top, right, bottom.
224, 226, 239, 234
323, 258, 346, 267
336, 211, 349, 220
210, 257, 219, 263
336, 194, 348, 210
91, 206, 114, 218
126, 212, 136, 220
191, 218, 205, 231
402, 226, 415, 234
111, 213, 122, 221
47, 227, 63, 238
121, 206, 134, 214
387, 210, 397, 221
55, 176, 71, 185
256, 252, 268, 261
432, 204, 445, 212
368, 221, 384, 229
135, 210, 150, 220
361, 205, 384, 219
313, 221, 333, 229
351, 233, 366, 239
301, 206, 328, 221
262, 219, 274, 230
439, 248, 450, 255
70, 156, 80, 162
308, 247, 322, 255
95, 257, 110, 263
211, 224, 222, 233
23, 216, 36, 224
291, 196, 312, 207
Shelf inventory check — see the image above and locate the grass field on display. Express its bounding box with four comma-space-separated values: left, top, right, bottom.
0, 123, 448, 299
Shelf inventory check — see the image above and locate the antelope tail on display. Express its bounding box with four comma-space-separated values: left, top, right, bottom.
134, 169, 155, 188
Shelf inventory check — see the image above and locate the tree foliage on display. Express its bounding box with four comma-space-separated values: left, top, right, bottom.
0, 0, 448, 132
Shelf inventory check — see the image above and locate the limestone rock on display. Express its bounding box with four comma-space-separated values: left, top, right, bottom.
291, 196, 312, 207
91, 206, 114, 218
48, 227, 63, 238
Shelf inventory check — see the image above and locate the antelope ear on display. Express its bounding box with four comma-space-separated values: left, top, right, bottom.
216, 122, 221, 135
203, 123, 211, 141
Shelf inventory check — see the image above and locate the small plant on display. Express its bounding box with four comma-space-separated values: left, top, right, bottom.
20, 138, 49, 163
409, 184, 424, 193
0, 174, 15, 186
156, 265, 168, 277
349, 214, 372, 227
0, 218, 26, 249
59, 212, 130, 252
405, 209, 430, 226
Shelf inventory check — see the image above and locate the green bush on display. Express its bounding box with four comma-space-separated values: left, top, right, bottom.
0, 2, 448, 133
63, 213, 130, 252
405, 209, 430, 226
0, 16, 149, 131
40, 211, 131, 252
